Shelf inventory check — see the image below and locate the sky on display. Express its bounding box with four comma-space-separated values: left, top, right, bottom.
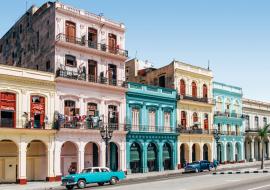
0, 0, 269, 101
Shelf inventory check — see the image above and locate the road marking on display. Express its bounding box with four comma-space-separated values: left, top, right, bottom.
247, 184, 270, 190
225, 180, 241, 182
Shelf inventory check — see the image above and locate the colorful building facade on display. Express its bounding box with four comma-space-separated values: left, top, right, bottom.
0, 65, 56, 184
213, 82, 244, 163
126, 82, 178, 173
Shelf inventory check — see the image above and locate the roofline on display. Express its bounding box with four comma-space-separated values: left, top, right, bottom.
173, 60, 212, 72
213, 81, 242, 91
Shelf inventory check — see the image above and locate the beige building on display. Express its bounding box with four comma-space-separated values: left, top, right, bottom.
126, 59, 215, 166
0, 64, 56, 184
243, 98, 270, 162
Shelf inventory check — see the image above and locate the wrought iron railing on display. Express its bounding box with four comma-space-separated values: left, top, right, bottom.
59, 121, 126, 131
56, 33, 128, 57
214, 111, 244, 119
56, 69, 127, 88
180, 95, 215, 104
126, 124, 178, 133
178, 128, 215, 134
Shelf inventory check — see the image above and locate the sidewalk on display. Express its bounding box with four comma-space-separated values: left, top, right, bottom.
1, 160, 269, 190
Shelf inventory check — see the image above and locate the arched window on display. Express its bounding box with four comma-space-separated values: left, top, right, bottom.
193, 112, 198, 123
204, 113, 209, 130
203, 84, 208, 98
180, 79, 186, 96
192, 81, 197, 97
181, 111, 187, 128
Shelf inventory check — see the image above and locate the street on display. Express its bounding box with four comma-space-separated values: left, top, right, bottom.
76, 173, 270, 190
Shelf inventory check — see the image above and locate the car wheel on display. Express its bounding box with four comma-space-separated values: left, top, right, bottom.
66, 185, 74, 190
195, 168, 199, 173
77, 179, 86, 189
110, 177, 118, 185
208, 166, 212, 171
98, 182, 105, 186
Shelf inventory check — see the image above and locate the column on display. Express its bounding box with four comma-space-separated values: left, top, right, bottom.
126, 142, 131, 174
172, 142, 177, 170
199, 144, 203, 161
100, 142, 106, 167
232, 142, 235, 162
142, 143, 148, 173
158, 143, 164, 171
119, 142, 126, 172
158, 107, 163, 132
188, 143, 193, 163
78, 146, 85, 173
54, 148, 62, 181
46, 137, 55, 181
267, 140, 270, 160
18, 142, 27, 184
250, 139, 255, 162
177, 143, 181, 168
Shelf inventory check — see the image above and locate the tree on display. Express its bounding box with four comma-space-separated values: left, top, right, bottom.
258, 124, 270, 169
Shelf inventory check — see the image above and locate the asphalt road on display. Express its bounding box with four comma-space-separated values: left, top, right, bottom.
80, 173, 270, 190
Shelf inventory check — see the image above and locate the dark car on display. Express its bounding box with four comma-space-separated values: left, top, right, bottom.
184, 160, 213, 173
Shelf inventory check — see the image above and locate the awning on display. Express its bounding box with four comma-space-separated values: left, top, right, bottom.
147, 150, 156, 161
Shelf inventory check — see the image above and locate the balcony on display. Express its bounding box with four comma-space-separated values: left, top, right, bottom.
59, 121, 126, 131
214, 111, 244, 119
56, 33, 128, 58
178, 128, 214, 135
126, 124, 178, 133
218, 131, 244, 136
245, 127, 260, 133
56, 69, 127, 88
180, 95, 215, 104
0, 118, 53, 130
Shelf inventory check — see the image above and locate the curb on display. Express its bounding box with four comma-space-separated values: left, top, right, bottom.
212, 170, 270, 175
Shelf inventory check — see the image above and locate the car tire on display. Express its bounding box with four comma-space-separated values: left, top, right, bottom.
110, 177, 118, 185
208, 166, 212, 171
195, 168, 199, 173
77, 179, 86, 189
66, 185, 74, 190
98, 182, 105, 186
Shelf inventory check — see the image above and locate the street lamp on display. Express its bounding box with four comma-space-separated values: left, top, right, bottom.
213, 129, 221, 162
93, 114, 114, 168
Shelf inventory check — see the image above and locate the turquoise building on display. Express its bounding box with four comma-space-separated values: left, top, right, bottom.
213, 82, 244, 164
126, 82, 178, 173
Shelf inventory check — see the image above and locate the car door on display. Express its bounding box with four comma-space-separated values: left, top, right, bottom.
92, 168, 103, 183
100, 168, 111, 182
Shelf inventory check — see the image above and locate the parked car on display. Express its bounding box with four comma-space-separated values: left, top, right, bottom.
61, 167, 126, 189
184, 160, 213, 173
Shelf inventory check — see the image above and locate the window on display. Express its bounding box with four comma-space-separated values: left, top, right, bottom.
64, 100, 79, 117
203, 84, 208, 98
108, 33, 117, 53
164, 112, 171, 132
225, 99, 231, 112
216, 97, 222, 112
108, 64, 117, 85
180, 79, 186, 96
0, 92, 16, 128
192, 81, 197, 97
234, 100, 240, 114
132, 108, 140, 130
31, 95, 45, 128
263, 117, 267, 126
246, 115, 250, 128
87, 103, 98, 117
236, 125, 240, 136
46, 61, 51, 71
204, 113, 209, 130
19, 24, 23, 33
227, 124, 231, 135
148, 109, 156, 131
159, 76, 166, 88
93, 168, 100, 173
65, 54, 76, 67
65, 21, 76, 43
218, 123, 222, 133
88, 60, 97, 82
12, 31, 16, 38
108, 105, 119, 125
193, 112, 198, 123
181, 111, 187, 128
255, 116, 259, 128
88, 28, 98, 48
101, 168, 109, 172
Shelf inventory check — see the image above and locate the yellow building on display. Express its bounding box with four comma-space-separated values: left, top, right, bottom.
0, 65, 56, 184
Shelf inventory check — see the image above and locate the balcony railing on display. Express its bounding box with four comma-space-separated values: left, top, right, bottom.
126, 124, 178, 133
214, 111, 243, 119
59, 121, 125, 131
56, 69, 127, 88
178, 128, 215, 134
218, 131, 244, 136
180, 95, 215, 104
56, 33, 128, 58
0, 119, 53, 130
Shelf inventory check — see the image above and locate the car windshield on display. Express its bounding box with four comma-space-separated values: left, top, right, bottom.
81, 169, 91, 173
189, 162, 200, 165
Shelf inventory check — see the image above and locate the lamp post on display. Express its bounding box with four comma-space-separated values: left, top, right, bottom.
93, 114, 114, 168
213, 129, 221, 162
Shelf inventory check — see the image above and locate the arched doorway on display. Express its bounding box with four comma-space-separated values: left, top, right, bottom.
130, 142, 141, 173
147, 143, 158, 172
61, 141, 78, 176
226, 143, 232, 162
163, 143, 172, 170
203, 144, 209, 161
27, 140, 47, 181
254, 137, 260, 161
109, 142, 119, 171
0, 140, 18, 182
217, 143, 224, 163
192, 144, 200, 162
180, 143, 189, 167
84, 142, 99, 169
235, 142, 241, 162
245, 137, 252, 161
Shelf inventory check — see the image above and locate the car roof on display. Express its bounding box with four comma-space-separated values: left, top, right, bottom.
84, 167, 110, 170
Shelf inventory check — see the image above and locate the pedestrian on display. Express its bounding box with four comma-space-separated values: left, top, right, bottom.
213, 159, 218, 171
68, 164, 76, 175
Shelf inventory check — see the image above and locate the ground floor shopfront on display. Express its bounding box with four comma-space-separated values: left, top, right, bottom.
178, 134, 214, 167
216, 136, 244, 164
245, 133, 270, 162
126, 132, 178, 174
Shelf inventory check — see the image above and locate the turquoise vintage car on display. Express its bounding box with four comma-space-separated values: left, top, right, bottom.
61, 167, 126, 189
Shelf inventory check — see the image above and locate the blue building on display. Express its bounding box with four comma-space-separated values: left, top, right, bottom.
213, 82, 244, 163
126, 82, 178, 173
